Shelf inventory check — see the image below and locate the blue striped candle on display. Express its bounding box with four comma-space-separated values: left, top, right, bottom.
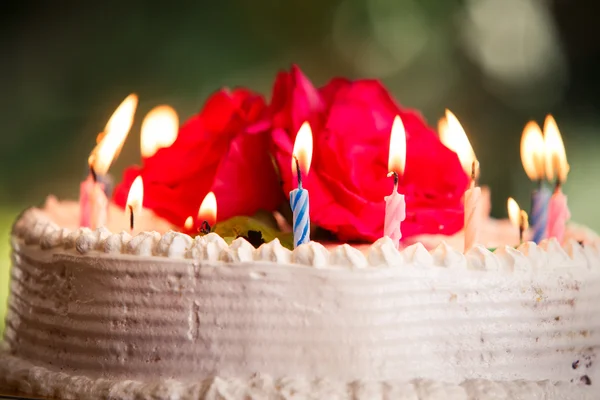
530, 184, 551, 243
290, 123, 313, 248
290, 185, 310, 247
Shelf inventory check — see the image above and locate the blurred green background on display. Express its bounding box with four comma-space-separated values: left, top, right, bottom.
1, 0, 599, 332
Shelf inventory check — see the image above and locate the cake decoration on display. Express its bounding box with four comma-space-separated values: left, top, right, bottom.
270, 66, 468, 242
440, 109, 481, 252
521, 121, 552, 244
384, 116, 407, 249
290, 122, 312, 248
508, 197, 529, 244
544, 115, 571, 242
81, 93, 138, 229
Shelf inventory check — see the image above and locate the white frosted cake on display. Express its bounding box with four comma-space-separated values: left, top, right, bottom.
1, 197, 599, 400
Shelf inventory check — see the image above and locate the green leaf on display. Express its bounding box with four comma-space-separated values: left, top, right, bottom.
213, 215, 294, 250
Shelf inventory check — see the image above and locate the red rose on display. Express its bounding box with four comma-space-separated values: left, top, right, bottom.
270, 65, 469, 242
114, 88, 283, 229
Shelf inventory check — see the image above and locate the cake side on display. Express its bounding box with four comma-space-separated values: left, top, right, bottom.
2, 204, 600, 400
3, 207, 600, 385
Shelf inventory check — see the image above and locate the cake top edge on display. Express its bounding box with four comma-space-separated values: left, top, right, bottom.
11, 205, 600, 273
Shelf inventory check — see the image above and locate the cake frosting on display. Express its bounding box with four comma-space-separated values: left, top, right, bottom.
2, 199, 600, 399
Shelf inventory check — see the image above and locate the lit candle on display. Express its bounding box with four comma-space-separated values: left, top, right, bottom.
544, 115, 571, 243
520, 121, 550, 243
508, 197, 529, 244
384, 116, 407, 249
140, 105, 179, 159
440, 110, 480, 252
290, 122, 313, 248
81, 94, 137, 229
126, 176, 144, 232
197, 191, 217, 235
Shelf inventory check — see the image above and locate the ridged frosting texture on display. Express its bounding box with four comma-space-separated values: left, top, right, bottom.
3, 203, 600, 400
5, 231, 600, 383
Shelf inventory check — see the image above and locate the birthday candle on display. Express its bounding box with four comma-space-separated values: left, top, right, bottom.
384, 116, 407, 249
439, 110, 480, 252
290, 122, 313, 248
520, 121, 550, 243
384, 175, 405, 248
291, 183, 310, 247
463, 174, 481, 251
508, 197, 528, 245
79, 173, 108, 229
531, 185, 551, 243
80, 94, 137, 228
543, 115, 570, 242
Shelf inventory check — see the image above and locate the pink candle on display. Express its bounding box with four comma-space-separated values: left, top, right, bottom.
543, 115, 570, 243
547, 188, 570, 243
384, 173, 406, 248
79, 173, 108, 229
384, 116, 407, 249
79, 94, 138, 228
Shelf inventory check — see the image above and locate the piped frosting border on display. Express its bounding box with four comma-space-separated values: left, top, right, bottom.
12, 207, 600, 271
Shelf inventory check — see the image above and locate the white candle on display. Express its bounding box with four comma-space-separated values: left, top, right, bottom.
439, 110, 479, 252
508, 197, 528, 244
464, 163, 481, 252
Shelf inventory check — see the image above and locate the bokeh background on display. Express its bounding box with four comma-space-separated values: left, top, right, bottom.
1, 0, 599, 332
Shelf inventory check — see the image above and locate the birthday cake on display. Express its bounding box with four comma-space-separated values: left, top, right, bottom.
2, 66, 600, 400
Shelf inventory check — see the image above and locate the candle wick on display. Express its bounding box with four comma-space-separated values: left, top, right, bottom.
129, 205, 134, 231
387, 171, 399, 191
90, 166, 98, 183
537, 179, 543, 191
471, 160, 479, 187
554, 179, 561, 193
294, 156, 303, 190
519, 224, 524, 244
199, 221, 211, 235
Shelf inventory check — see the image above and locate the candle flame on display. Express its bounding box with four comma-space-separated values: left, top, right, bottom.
184, 216, 194, 230
89, 94, 138, 175
520, 121, 546, 181
507, 197, 521, 228
291, 122, 313, 176
439, 110, 477, 176
543, 115, 569, 184
437, 117, 448, 138
388, 115, 407, 176
126, 176, 144, 215
198, 192, 217, 227
140, 105, 179, 158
